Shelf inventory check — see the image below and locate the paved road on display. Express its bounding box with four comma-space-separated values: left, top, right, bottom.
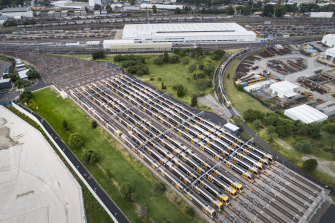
27, 76, 52, 92
16, 103, 130, 223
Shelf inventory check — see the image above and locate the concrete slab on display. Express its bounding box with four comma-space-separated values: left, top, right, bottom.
0, 106, 86, 223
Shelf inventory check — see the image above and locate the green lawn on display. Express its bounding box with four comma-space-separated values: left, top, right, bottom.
65, 53, 219, 111
223, 59, 271, 114
30, 87, 203, 223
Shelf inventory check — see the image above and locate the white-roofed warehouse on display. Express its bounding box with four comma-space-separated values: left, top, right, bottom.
284, 104, 328, 124
122, 23, 256, 43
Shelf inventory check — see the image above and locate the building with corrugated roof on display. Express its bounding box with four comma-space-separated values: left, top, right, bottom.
122, 23, 256, 43
284, 104, 328, 124
269, 81, 299, 100
1, 7, 33, 18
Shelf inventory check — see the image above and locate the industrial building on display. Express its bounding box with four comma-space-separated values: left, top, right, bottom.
316, 101, 335, 117
322, 34, 335, 47
122, 23, 256, 43
103, 40, 172, 52
269, 81, 299, 100
18, 69, 29, 82
309, 12, 334, 18
325, 48, 335, 63
0, 78, 11, 90
1, 7, 33, 19
284, 104, 328, 124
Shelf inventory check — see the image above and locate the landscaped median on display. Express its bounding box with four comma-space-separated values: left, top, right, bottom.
25, 87, 204, 223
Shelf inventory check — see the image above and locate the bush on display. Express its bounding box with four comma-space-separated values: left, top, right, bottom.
306, 123, 321, 139
68, 133, 84, 149
324, 123, 335, 133
91, 120, 98, 129
185, 206, 195, 217
236, 84, 244, 91
170, 55, 179, 63
211, 49, 226, 60
91, 49, 106, 60
268, 132, 278, 141
198, 64, 205, 70
243, 109, 264, 122
120, 182, 137, 202
153, 181, 166, 193
161, 82, 167, 89
295, 140, 312, 153
62, 120, 69, 131
303, 159, 318, 172
204, 64, 215, 76
19, 90, 33, 103
154, 57, 164, 65
191, 95, 197, 107
173, 84, 187, 97
253, 119, 263, 129
27, 69, 39, 79
163, 52, 169, 63
188, 64, 196, 72
158, 77, 162, 81
182, 58, 189, 65
82, 149, 99, 164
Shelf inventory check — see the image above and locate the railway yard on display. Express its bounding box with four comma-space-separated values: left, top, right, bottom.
0, 49, 329, 222
69, 73, 326, 222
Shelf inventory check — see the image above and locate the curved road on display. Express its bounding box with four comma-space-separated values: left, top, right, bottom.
16, 103, 130, 223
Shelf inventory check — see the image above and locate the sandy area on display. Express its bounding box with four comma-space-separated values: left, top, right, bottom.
0, 106, 85, 223
302, 155, 335, 178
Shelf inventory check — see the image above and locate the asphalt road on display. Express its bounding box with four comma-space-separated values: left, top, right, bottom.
16, 103, 130, 223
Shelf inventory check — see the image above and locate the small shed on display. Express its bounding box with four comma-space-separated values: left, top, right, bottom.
224, 122, 240, 134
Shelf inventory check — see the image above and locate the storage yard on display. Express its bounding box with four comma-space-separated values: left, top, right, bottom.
2, 29, 114, 41
67, 74, 326, 222
250, 24, 335, 38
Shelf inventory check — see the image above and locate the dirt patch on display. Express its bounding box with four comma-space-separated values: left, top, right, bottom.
0, 118, 19, 150
275, 138, 293, 150
198, 94, 230, 119
302, 155, 335, 178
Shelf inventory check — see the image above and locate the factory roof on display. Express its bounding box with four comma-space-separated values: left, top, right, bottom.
123, 22, 254, 39
269, 81, 299, 99
284, 104, 328, 124
325, 48, 335, 57
2, 7, 31, 13
18, 69, 29, 79
0, 78, 11, 83
310, 12, 334, 18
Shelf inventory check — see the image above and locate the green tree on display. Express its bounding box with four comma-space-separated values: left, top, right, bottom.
268, 132, 278, 142
262, 4, 274, 17
243, 109, 264, 122
94, 4, 101, 10
295, 140, 312, 153
182, 58, 189, 65
170, 55, 179, 64
152, 5, 157, 13
274, 3, 287, 17
68, 133, 84, 149
253, 119, 263, 129
303, 159, 318, 172
82, 149, 99, 164
324, 123, 335, 133
188, 64, 196, 72
154, 57, 164, 65
19, 90, 33, 103
153, 182, 166, 193
185, 206, 195, 217
91, 120, 98, 129
120, 182, 137, 202
191, 95, 197, 107
236, 84, 244, 91
27, 69, 39, 79
91, 49, 106, 60
163, 52, 169, 63
129, 0, 136, 5
62, 120, 69, 131
106, 5, 112, 13
174, 7, 182, 14
226, 6, 234, 15
161, 82, 167, 89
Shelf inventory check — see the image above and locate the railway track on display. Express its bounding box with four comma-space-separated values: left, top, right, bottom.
61, 72, 325, 223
